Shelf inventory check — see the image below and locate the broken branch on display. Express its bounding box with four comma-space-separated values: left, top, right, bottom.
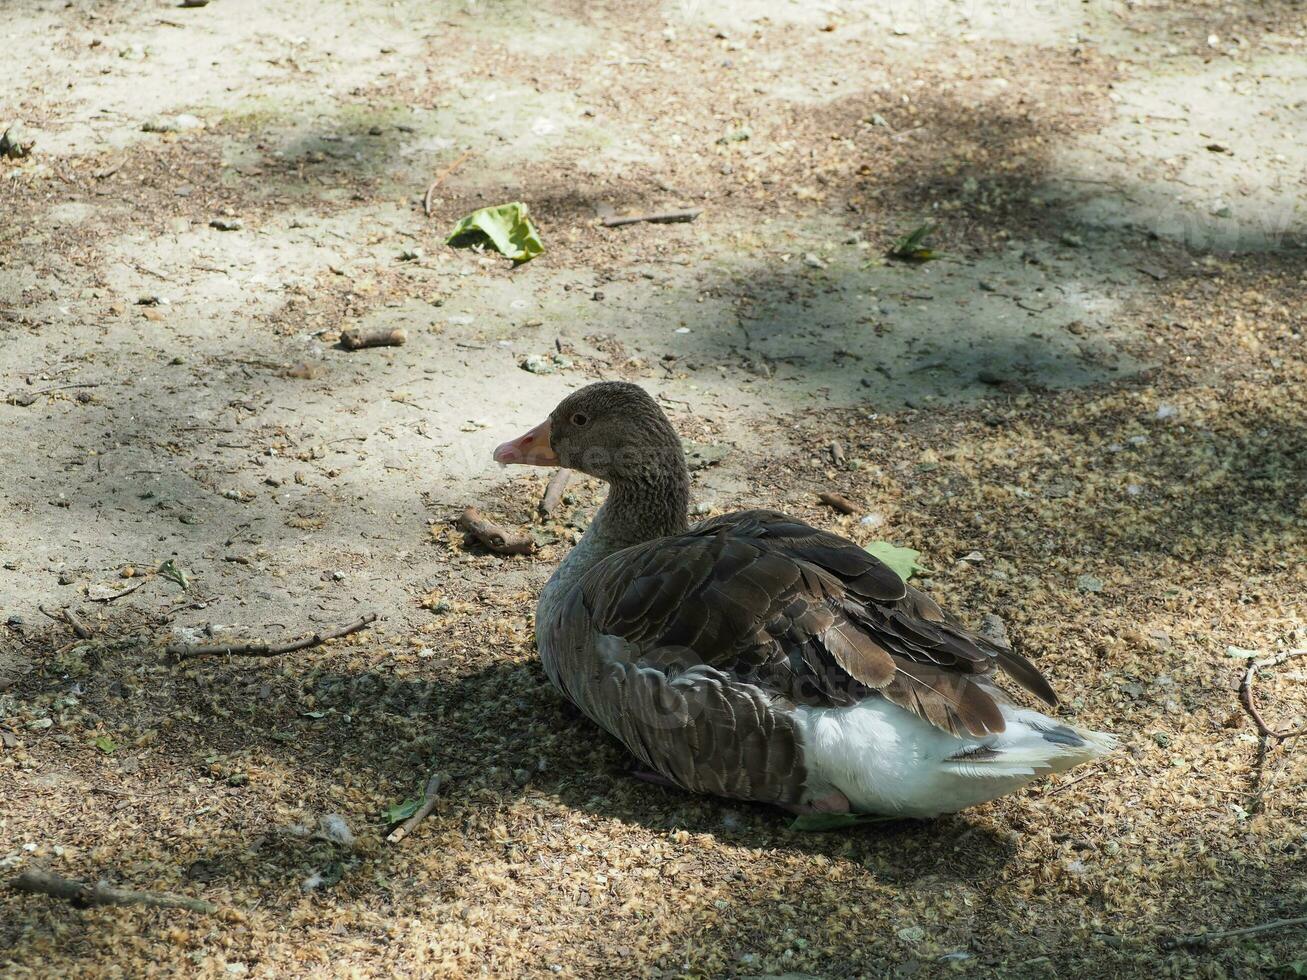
601, 209, 702, 228
1239, 648, 1307, 741
422, 149, 474, 217
540, 469, 572, 517
386, 773, 442, 844
7, 383, 102, 407
459, 507, 535, 556
340, 328, 407, 351
88, 577, 149, 603
39, 605, 94, 639
1163, 914, 1307, 949
167, 613, 378, 659
11, 868, 217, 914
817, 491, 858, 515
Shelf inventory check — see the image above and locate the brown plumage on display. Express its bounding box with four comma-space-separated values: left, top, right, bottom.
579, 510, 1053, 739
495, 381, 1111, 815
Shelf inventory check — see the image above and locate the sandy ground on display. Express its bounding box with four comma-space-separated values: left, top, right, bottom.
1, 0, 1305, 976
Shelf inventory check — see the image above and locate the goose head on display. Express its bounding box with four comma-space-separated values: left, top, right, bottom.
493, 381, 684, 484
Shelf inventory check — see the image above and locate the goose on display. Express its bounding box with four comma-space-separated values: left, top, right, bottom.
493, 382, 1115, 817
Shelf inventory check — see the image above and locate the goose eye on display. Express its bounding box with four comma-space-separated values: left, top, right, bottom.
571, 412, 589, 427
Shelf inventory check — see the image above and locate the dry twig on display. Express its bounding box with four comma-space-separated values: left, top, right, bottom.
1039, 764, 1108, 798
11, 868, 217, 914
1238, 649, 1307, 741
167, 613, 378, 659
7, 383, 101, 407
386, 773, 443, 844
88, 577, 149, 602
817, 491, 858, 515
601, 209, 702, 228
459, 507, 535, 556
1163, 914, 1307, 949
422, 149, 474, 217
540, 469, 572, 517
39, 605, 93, 639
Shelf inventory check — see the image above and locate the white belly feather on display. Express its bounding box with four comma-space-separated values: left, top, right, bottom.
796, 698, 1116, 817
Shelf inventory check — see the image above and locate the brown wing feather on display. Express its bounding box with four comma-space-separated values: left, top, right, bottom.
580, 509, 1058, 737
882, 660, 1007, 738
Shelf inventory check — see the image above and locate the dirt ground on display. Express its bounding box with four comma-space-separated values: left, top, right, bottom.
2, 0, 1305, 976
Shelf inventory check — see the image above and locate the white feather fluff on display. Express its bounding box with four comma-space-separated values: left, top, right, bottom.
796, 698, 1116, 818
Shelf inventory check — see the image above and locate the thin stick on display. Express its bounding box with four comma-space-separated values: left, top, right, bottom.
167, 613, 378, 659
64, 608, 93, 639
88, 577, 149, 603
7, 383, 101, 406
386, 773, 442, 844
422, 150, 474, 217
459, 507, 534, 556
1239, 649, 1307, 741
1039, 764, 1106, 798
1164, 914, 1307, 949
601, 209, 702, 228
11, 868, 217, 914
27, 382, 100, 395
540, 469, 572, 517
38, 605, 93, 640
817, 491, 858, 515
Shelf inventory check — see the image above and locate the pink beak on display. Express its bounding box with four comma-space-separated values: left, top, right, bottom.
493, 419, 560, 466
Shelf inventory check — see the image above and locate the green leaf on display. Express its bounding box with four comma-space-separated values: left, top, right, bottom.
300, 710, 327, 719
888, 222, 940, 262
864, 541, 922, 583
93, 735, 117, 754
157, 558, 189, 591
383, 797, 421, 824
788, 812, 897, 832
446, 202, 543, 263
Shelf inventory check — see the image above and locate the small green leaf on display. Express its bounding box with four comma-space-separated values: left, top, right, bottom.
157, 558, 189, 591
446, 202, 543, 264
864, 541, 922, 583
93, 735, 117, 754
888, 222, 940, 262
788, 812, 897, 832
383, 797, 421, 824
300, 710, 327, 719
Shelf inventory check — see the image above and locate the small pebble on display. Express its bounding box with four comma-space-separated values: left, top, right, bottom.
1076, 574, 1104, 593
